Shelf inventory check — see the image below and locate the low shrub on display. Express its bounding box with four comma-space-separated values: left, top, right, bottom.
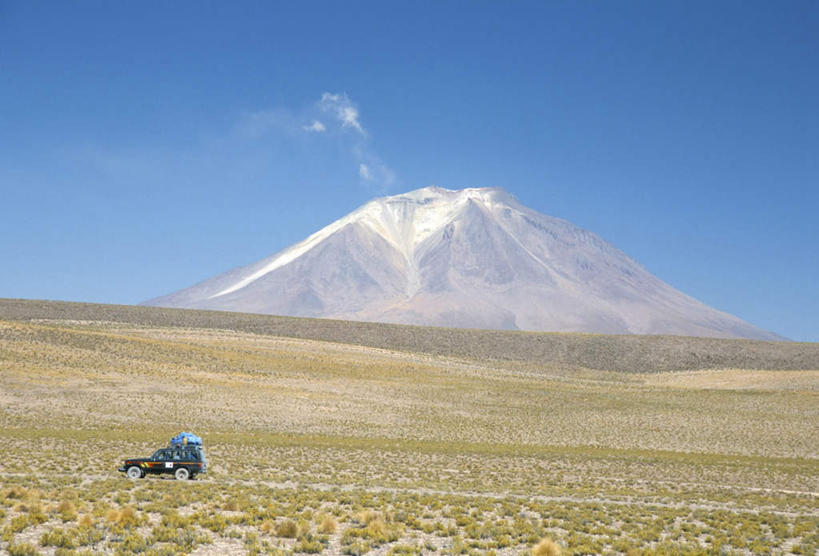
276, 519, 299, 538
294, 534, 327, 553
118, 531, 149, 553
3, 486, 28, 501
40, 528, 77, 549
532, 537, 562, 556
7, 542, 40, 556
318, 514, 337, 534
56, 500, 77, 522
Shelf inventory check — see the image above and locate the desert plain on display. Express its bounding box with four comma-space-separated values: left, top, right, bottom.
0, 299, 816, 555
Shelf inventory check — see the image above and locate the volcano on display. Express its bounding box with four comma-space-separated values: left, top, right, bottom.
144, 186, 780, 340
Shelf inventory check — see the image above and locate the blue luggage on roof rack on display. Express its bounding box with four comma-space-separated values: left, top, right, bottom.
170, 432, 202, 446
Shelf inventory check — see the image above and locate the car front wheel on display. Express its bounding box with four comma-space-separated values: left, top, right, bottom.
127, 466, 143, 479
174, 467, 189, 480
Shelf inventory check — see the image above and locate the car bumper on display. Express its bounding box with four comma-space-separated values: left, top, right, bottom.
118, 466, 127, 472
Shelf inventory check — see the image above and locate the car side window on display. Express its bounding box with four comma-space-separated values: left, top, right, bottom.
152, 450, 163, 460
173, 450, 181, 460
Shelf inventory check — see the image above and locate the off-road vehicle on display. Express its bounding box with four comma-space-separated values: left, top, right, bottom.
118, 444, 208, 480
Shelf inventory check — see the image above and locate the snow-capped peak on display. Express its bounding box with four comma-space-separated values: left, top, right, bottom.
146, 186, 781, 340
210, 187, 509, 299
355, 186, 518, 252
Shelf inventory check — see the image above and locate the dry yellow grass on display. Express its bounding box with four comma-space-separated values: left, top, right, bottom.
532, 537, 562, 556
275, 519, 299, 538
1, 318, 817, 457
0, 302, 817, 554
318, 514, 337, 534
644, 368, 819, 390
4, 298, 819, 372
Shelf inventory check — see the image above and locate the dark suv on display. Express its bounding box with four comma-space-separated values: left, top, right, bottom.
118, 445, 207, 480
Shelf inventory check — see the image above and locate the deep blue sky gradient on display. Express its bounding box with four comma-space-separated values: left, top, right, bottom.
1, 1, 817, 340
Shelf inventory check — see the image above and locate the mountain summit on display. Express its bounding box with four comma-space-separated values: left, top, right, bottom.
145, 186, 779, 340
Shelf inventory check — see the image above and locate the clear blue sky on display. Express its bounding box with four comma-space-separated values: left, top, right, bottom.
1, 1, 817, 341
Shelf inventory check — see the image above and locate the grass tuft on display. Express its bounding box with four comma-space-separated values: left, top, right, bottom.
532, 537, 562, 556
318, 514, 337, 534
275, 519, 299, 538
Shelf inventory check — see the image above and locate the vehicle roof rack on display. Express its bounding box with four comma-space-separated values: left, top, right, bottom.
169, 432, 203, 446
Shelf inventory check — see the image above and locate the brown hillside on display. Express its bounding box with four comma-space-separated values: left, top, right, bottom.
1, 298, 816, 372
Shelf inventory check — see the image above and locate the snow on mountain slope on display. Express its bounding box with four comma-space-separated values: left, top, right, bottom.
144, 187, 782, 340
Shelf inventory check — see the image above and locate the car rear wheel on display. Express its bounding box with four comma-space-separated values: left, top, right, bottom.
127, 466, 143, 479
174, 467, 189, 480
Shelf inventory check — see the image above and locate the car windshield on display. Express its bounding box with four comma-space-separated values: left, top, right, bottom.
151, 450, 165, 460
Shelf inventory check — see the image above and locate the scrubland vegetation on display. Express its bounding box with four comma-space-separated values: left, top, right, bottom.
0, 300, 816, 554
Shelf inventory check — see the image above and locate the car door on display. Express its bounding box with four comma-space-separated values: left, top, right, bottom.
147, 449, 167, 474
173, 448, 183, 470
162, 448, 180, 473
184, 447, 201, 472
155, 448, 172, 474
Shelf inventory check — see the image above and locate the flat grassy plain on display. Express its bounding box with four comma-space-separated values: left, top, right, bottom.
0, 300, 816, 555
